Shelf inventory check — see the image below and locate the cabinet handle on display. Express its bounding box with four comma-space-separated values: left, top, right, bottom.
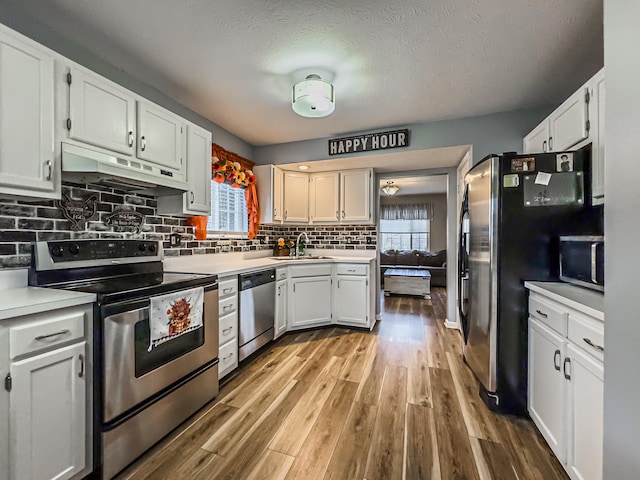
347, 269, 356, 272
223, 353, 233, 361
128, 131, 134, 147
337, 280, 341, 288
222, 305, 233, 312
190, 191, 195, 204
549, 136, 553, 150
274, 208, 277, 217
222, 287, 233, 294
141, 135, 146, 151
222, 326, 233, 335
45, 160, 53, 181
78, 354, 84, 378
583, 337, 604, 352
336, 210, 339, 220
35, 329, 70, 341
277, 285, 281, 296
341, 210, 345, 219
535, 309, 548, 318
542, 140, 547, 152
553, 349, 561, 371
284, 210, 288, 220
563, 357, 571, 380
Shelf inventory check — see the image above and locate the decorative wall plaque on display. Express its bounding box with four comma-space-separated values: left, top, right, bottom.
328, 129, 410, 155
56, 192, 98, 231
103, 209, 145, 233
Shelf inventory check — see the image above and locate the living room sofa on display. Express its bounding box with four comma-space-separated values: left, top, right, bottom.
379, 249, 447, 287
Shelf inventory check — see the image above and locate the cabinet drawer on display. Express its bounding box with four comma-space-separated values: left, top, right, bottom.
219, 339, 238, 378
219, 277, 238, 298
290, 264, 332, 278
568, 313, 604, 362
529, 294, 568, 336
10, 310, 85, 359
336, 264, 367, 276
276, 268, 288, 280
219, 295, 237, 317
219, 311, 238, 344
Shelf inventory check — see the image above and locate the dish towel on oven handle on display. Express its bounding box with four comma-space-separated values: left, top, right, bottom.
148, 286, 204, 351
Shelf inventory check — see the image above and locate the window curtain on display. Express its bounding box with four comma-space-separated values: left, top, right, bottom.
210, 144, 260, 239
379, 203, 434, 220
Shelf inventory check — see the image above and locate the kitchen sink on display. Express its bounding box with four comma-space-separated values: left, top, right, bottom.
269, 255, 333, 260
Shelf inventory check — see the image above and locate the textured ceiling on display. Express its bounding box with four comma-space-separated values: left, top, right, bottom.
12, 0, 603, 147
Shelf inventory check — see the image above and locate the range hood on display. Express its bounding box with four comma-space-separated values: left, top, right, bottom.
61, 142, 189, 195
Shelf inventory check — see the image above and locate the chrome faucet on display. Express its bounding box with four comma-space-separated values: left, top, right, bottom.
295, 232, 310, 259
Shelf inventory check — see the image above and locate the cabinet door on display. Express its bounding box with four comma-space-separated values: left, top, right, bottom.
290, 277, 332, 327
283, 171, 309, 223
334, 275, 368, 326
528, 318, 567, 463
523, 121, 550, 154
310, 172, 340, 222
184, 124, 212, 214
0, 30, 55, 194
566, 344, 604, 480
273, 167, 284, 222
275, 279, 288, 338
137, 100, 185, 171
68, 68, 136, 156
591, 70, 605, 205
549, 87, 589, 152
10, 342, 86, 480
340, 169, 371, 222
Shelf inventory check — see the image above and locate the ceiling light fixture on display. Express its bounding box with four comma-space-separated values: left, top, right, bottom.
292, 74, 335, 118
381, 181, 400, 196
298, 165, 309, 170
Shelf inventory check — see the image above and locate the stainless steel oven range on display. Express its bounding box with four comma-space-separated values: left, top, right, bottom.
29, 240, 219, 480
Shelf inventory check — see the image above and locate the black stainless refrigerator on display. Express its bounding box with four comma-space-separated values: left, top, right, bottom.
458, 150, 602, 414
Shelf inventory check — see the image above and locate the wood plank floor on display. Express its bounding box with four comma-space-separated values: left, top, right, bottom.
117, 288, 568, 480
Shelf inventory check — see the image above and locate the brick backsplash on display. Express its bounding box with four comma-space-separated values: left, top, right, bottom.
0, 182, 377, 268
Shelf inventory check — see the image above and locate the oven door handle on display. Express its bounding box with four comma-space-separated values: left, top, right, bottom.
104, 306, 149, 326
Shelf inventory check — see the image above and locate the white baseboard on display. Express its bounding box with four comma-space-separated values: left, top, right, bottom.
444, 318, 460, 330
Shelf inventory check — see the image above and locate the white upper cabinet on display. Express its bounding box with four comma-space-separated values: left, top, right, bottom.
549, 87, 589, 152
283, 171, 309, 223
68, 67, 136, 156
273, 168, 284, 222
341, 168, 372, 222
156, 122, 211, 216
136, 100, 185, 172
254, 165, 284, 224
0, 27, 56, 197
523, 121, 550, 154
309, 172, 340, 222
591, 69, 605, 204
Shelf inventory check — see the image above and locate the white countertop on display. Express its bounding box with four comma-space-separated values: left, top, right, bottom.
0, 287, 96, 321
163, 250, 376, 276
524, 281, 604, 321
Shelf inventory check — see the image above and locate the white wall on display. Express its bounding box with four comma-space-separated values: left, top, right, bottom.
602, 0, 640, 478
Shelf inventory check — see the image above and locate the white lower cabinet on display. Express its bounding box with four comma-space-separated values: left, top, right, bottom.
275, 277, 288, 338
527, 288, 604, 480
289, 270, 332, 329
11, 342, 87, 480
566, 343, 604, 480
334, 264, 369, 327
218, 275, 239, 379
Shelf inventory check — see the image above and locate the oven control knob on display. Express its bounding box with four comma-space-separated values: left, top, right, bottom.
138, 243, 147, 252
50, 245, 64, 257
69, 243, 81, 255
148, 244, 157, 253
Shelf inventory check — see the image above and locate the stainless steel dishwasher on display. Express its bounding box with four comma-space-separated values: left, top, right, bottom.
239, 269, 276, 361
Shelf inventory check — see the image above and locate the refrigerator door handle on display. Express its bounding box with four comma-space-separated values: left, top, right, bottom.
458, 185, 470, 342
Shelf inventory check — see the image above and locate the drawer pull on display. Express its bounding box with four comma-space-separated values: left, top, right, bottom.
223, 353, 234, 361
35, 329, 70, 341
347, 269, 356, 272
583, 337, 604, 352
535, 309, 548, 318
222, 327, 233, 335
222, 287, 234, 294
563, 357, 571, 380
553, 349, 561, 371
222, 305, 233, 312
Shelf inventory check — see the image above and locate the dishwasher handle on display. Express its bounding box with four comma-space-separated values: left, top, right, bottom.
239, 269, 276, 290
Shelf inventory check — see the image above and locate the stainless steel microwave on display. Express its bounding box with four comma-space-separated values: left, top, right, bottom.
559, 236, 604, 292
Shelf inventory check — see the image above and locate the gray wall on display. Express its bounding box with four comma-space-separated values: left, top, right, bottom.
0, 4, 253, 158
254, 107, 553, 167
380, 193, 447, 252
603, 0, 640, 478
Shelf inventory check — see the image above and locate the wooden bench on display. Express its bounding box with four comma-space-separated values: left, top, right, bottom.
383, 268, 431, 299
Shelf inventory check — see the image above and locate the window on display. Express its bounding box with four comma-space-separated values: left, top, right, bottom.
207, 181, 248, 236
380, 218, 430, 251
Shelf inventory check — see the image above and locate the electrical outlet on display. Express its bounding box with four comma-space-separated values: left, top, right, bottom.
265, 236, 270, 244
366, 237, 372, 245
168, 233, 181, 247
